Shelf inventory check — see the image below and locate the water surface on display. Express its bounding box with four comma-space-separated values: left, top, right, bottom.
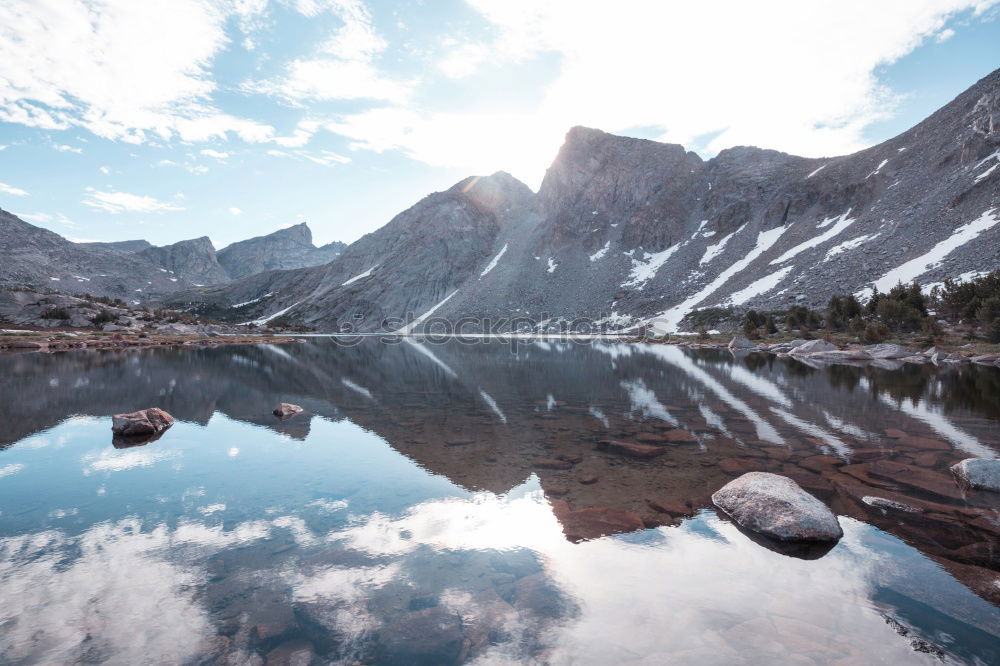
1, 339, 998, 664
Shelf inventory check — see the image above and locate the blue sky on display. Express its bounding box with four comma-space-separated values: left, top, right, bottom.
0, 0, 998, 249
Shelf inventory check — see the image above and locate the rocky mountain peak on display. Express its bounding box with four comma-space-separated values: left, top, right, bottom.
451, 171, 533, 217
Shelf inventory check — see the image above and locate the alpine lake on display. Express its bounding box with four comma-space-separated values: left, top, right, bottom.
0, 336, 998, 665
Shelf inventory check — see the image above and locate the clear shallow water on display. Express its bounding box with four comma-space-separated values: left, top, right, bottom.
0, 339, 998, 665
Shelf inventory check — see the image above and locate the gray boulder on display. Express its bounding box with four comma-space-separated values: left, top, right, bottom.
806, 349, 872, 361
864, 343, 912, 359
789, 339, 838, 355
950, 458, 1000, 492
712, 472, 843, 542
727, 336, 758, 351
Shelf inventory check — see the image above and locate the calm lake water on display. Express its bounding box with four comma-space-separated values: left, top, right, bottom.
0, 338, 998, 665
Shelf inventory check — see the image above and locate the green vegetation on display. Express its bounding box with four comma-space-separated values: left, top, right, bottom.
726, 269, 1000, 345
40, 306, 71, 320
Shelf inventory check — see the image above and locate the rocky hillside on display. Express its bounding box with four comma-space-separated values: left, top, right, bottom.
217, 222, 346, 278
170, 68, 1000, 333
0, 212, 346, 305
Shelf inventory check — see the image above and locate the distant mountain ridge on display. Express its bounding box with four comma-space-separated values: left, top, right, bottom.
217, 222, 345, 278
0, 214, 345, 302
163, 68, 1000, 333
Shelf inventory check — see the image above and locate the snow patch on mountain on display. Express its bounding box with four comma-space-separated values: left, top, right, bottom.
770, 211, 855, 265
823, 233, 879, 262
699, 227, 740, 266
589, 241, 611, 262
647, 225, 789, 333
867, 208, 999, 294
622, 244, 681, 289
342, 264, 378, 286
480, 244, 508, 278
546, 257, 557, 274
728, 266, 795, 305
395, 290, 459, 334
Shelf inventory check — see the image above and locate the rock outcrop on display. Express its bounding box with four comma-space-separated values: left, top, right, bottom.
712, 472, 843, 542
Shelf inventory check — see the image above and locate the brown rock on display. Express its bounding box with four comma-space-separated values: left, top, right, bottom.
578, 475, 598, 484
596, 439, 666, 459
635, 432, 667, 443
546, 484, 569, 496
110, 407, 174, 436
550, 499, 644, 541
664, 429, 698, 443
884, 428, 907, 439
719, 458, 763, 475
647, 498, 695, 517
798, 454, 845, 474
866, 461, 965, 500
272, 403, 303, 420
534, 458, 573, 470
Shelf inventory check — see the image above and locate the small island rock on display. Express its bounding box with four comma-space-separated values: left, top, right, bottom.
950, 458, 1000, 492
712, 472, 843, 542
111, 408, 174, 436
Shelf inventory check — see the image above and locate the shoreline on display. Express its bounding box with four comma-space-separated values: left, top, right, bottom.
3, 328, 999, 368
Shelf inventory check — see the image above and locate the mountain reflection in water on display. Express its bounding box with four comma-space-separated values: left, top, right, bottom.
0, 338, 997, 665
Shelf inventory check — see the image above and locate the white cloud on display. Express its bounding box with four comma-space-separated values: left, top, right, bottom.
247, 0, 411, 104
249, 58, 412, 103
328, 0, 997, 186
18, 212, 76, 228
99, 166, 110, 174
0, 182, 29, 196
82, 188, 184, 214
199, 148, 229, 160
54, 144, 82, 153
229, 207, 242, 215
936, 27, 956, 41
264, 147, 350, 166
0, 144, 7, 150
0, 0, 274, 144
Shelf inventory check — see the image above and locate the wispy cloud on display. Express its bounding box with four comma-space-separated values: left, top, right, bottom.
229, 207, 241, 215
0, 182, 29, 196
82, 188, 184, 214
54, 144, 82, 153
200, 149, 229, 160
18, 211, 76, 227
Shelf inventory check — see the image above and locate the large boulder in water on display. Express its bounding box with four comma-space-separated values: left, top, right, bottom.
864, 343, 912, 359
712, 472, 843, 542
950, 458, 1000, 492
111, 408, 174, 436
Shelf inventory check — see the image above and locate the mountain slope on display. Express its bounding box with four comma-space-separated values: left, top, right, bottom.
165, 68, 1000, 332
216, 222, 346, 279
0, 209, 211, 301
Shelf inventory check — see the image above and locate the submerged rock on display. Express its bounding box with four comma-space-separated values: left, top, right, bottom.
110, 407, 174, 436
711, 472, 843, 542
806, 349, 872, 361
596, 439, 667, 459
377, 607, 463, 666
272, 403, 303, 419
950, 458, 1000, 492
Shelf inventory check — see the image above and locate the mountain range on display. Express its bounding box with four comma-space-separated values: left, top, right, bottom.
0, 214, 344, 304
2, 68, 998, 332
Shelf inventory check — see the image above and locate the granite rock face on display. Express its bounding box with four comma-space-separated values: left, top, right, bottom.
712, 472, 843, 542
217, 223, 346, 279
950, 458, 1000, 492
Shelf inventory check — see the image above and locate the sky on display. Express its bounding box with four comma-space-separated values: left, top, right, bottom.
0, 1, 998, 249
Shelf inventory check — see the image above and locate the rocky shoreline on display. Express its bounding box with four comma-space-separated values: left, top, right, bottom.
664, 336, 1000, 369
0, 330, 302, 354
